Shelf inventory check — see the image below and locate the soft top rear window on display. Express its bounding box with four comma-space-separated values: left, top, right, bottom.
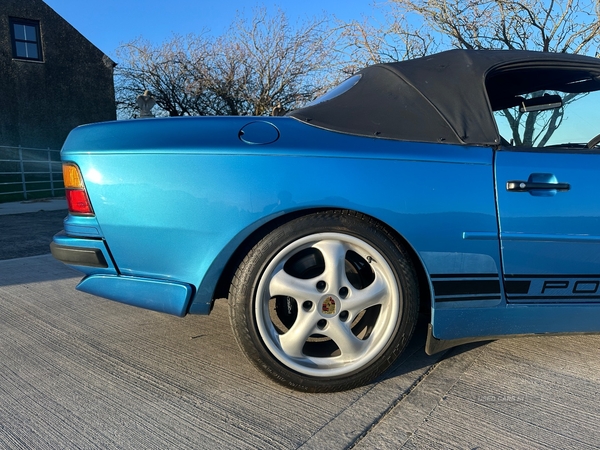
304, 75, 362, 108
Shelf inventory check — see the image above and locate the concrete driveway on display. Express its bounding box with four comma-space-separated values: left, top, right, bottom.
1, 253, 599, 449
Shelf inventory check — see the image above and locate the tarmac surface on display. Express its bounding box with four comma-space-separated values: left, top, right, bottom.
1, 201, 599, 449
0, 198, 67, 216
0, 198, 68, 260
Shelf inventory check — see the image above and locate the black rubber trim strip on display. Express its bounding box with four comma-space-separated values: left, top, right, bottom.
505, 280, 531, 294
505, 274, 600, 279
435, 295, 502, 302
433, 279, 500, 296
430, 273, 498, 279
50, 242, 108, 268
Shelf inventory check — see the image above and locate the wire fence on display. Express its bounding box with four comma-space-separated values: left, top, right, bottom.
0, 145, 64, 203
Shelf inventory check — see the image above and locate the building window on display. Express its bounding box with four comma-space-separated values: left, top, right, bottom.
10, 18, 43, 61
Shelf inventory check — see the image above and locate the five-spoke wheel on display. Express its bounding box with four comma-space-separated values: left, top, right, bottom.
229, 211, 419, 392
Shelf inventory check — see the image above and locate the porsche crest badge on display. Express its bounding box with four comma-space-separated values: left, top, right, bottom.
321, 296, 336, 315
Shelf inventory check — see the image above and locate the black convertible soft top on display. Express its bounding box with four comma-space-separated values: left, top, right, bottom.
289, 49, 600, 146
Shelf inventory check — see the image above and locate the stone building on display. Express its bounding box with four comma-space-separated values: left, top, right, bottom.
0, 0, 116, 150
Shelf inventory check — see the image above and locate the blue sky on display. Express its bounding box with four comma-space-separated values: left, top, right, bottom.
43, 0, 385, 59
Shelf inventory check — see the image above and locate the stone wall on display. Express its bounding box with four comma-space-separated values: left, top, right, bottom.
0, 0, 116, 150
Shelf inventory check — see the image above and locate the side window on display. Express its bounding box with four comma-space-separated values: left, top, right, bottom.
10, 18, 43, 62
494, 90, 600, 148
487, 67, 600, 149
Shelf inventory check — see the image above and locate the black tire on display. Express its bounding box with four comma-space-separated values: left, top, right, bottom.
228, 210, 419, 392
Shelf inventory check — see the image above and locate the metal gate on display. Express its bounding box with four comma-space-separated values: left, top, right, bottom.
0, 145, 64, 203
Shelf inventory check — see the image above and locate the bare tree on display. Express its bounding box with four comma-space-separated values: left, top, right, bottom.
393, 0, 600, 53
115, 36, 210, 117
115, 8, 338, 118
342, 0, 600, 146
339, 11, 438, 74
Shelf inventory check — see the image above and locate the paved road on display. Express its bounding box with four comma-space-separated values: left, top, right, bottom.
0, 200, 66, 260
0, 210, 599, 449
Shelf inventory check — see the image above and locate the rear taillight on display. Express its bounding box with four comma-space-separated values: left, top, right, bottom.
63, 163, 94, 215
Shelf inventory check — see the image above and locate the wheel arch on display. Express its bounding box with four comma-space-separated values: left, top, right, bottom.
211, 208, 432, 318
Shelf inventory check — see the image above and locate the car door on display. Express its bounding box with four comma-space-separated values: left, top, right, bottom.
495, 147, 600, 304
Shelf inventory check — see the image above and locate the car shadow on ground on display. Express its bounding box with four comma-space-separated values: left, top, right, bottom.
0, 210, 67, 260
0, 254, 80, 287
375, 314, 492, 387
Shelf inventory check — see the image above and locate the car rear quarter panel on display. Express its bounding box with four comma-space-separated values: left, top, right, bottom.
62, 117, 499, 314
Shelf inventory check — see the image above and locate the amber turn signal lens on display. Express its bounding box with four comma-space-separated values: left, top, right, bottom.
63, 163, 85, 189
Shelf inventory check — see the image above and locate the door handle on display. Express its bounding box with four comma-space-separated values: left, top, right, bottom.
506, 181, 570, 192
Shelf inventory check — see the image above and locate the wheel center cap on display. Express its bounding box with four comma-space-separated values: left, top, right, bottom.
321, 296, 337, 315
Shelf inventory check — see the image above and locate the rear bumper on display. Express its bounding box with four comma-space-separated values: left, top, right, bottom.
50, 241, 108, 268
51, 232, 117, 275
51, 232, 199, 316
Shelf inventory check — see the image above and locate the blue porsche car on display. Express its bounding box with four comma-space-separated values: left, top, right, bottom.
51, 49, 600, 392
